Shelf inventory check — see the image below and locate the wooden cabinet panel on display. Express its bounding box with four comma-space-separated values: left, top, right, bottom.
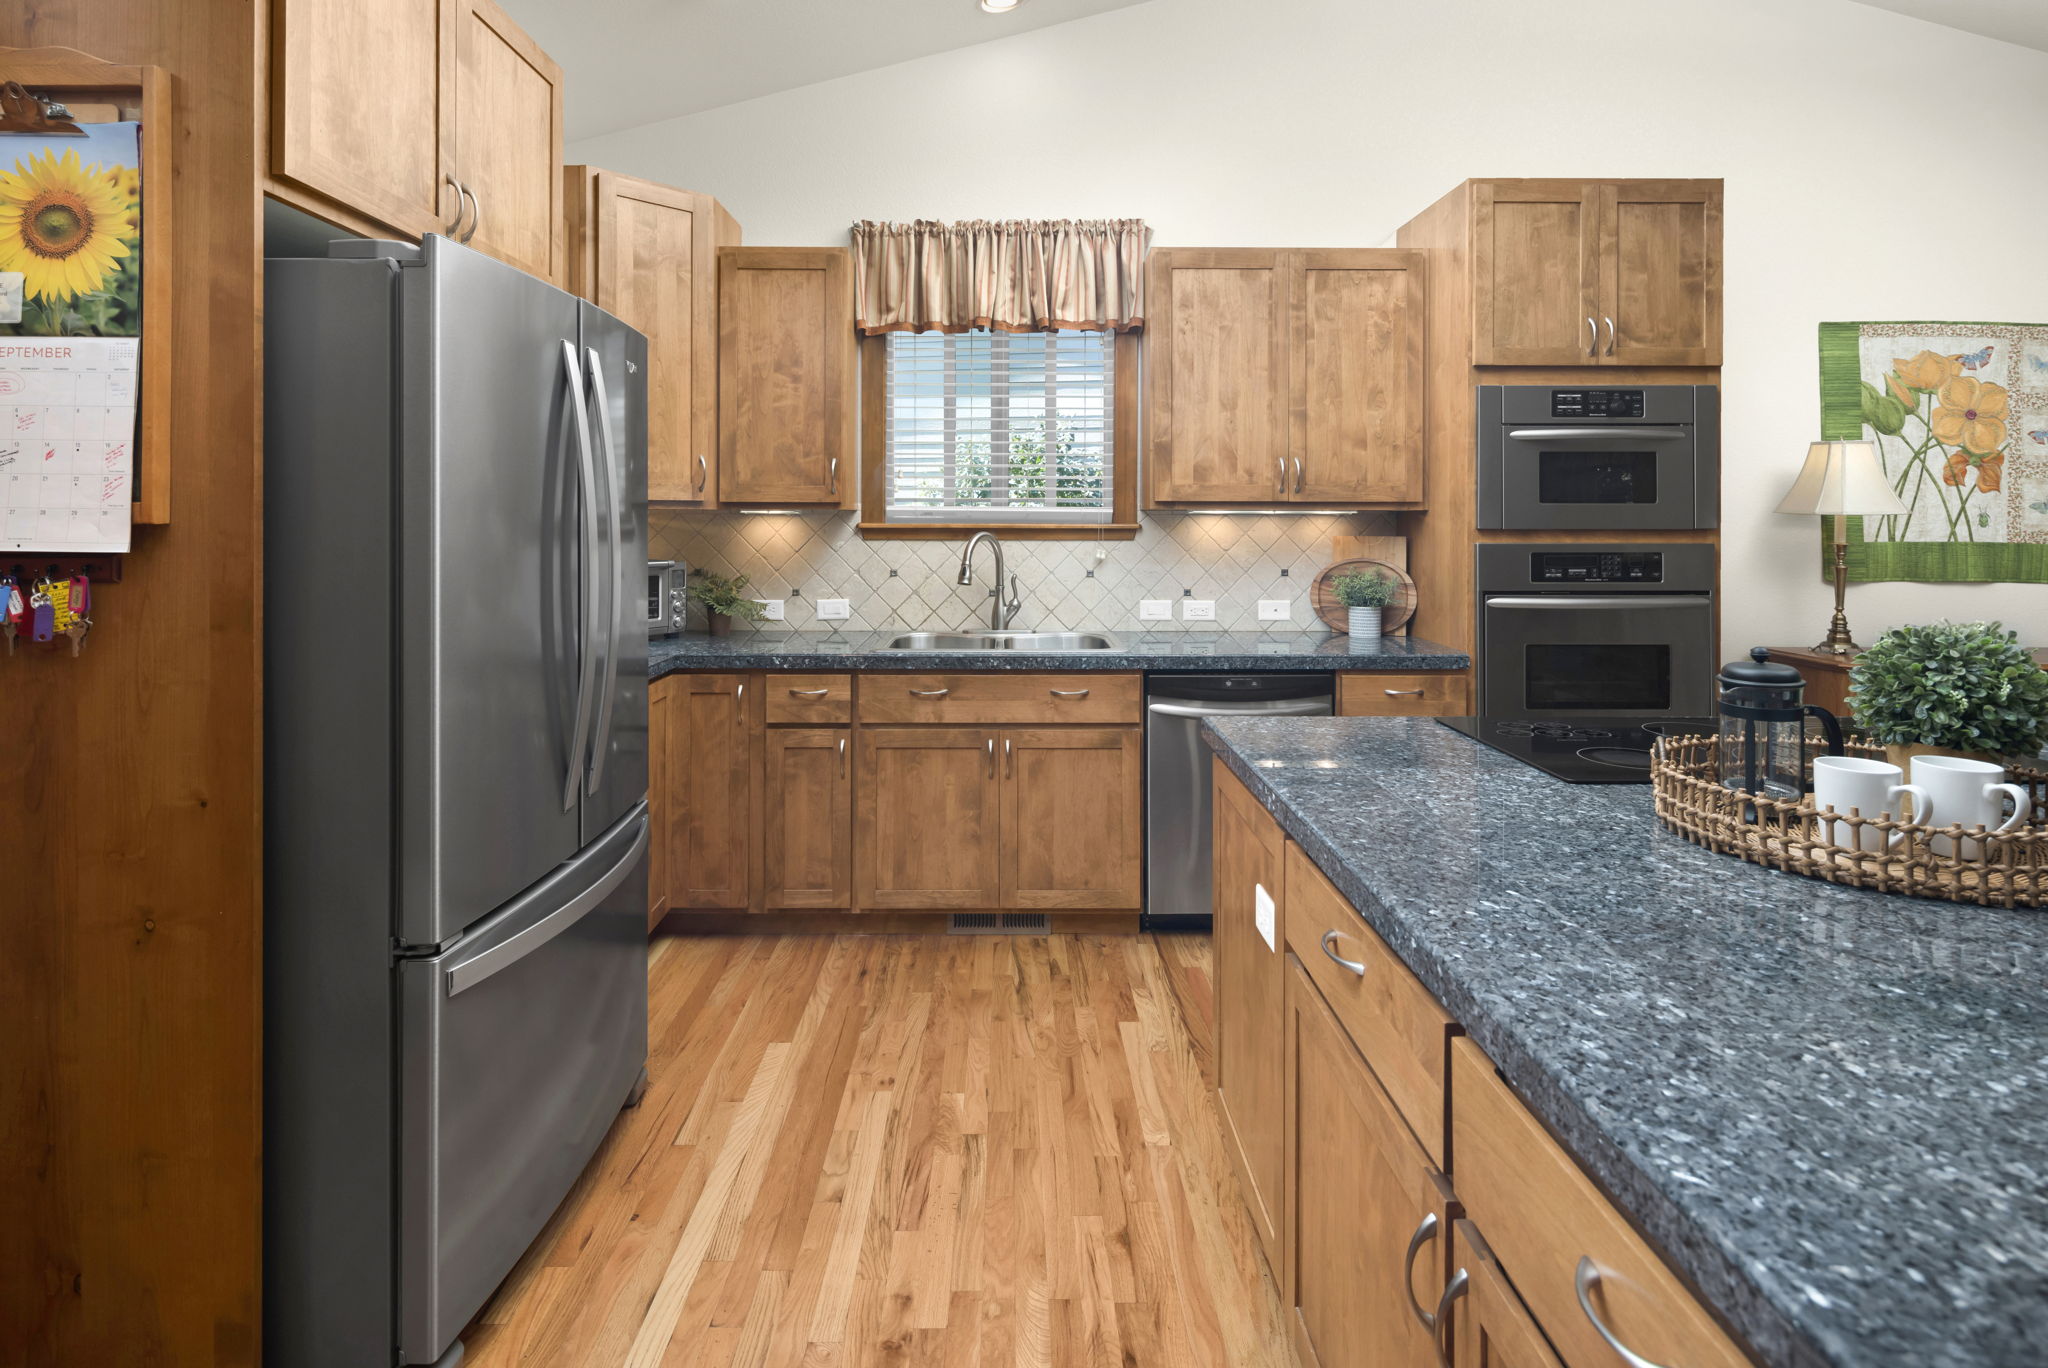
1287, 957, 1451, 1368
856, 728, 1000, 909
764, 673, 853, 725
1336, 671, 1472, 718
1214, 761, 1288, 1265
1600, 181, 1722, 366
1293, 250, 1426, 503
673, 674, 754, 910
718, 247, 856, 506
1450, 1221, 1564, 1368
452, 0, 562, 282
1146, 250, 1290, 503
647, 677, 675, 931
999, 729, 1140, 909
855, 672, 1141, 726
271, 0, 454, 238
1449, 1040, 1754, 1368
1470, 181, 1601, 366
764, 728, 852, 910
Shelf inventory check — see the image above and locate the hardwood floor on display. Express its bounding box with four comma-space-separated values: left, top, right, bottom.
460, 932, 1290, 1368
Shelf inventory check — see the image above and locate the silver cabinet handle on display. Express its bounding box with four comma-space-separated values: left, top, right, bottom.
443, 174, 469, 237
987, 737, 996, 778
838, 735, 847, 778
1049, 688, 1091, 698
736, 682, 745, 701
1603, 315, 1617, 356
909, 687, 951, 698
828, 456, 839, 495
1402, 1213, 1441, 1334
1430, 1267, 1469, 1368
1319, 928, 1366, 977
1004, 736, 1013, 777
695, 452, 708, 493
1586, 315, 1598, 357
1576, 1258, 1670, 1368
1277, 456, 1287, 493
461, 185, 480, 244
789, 687, 830, 698
1384, 688, 1426, 696
1293, 456, 1305, 494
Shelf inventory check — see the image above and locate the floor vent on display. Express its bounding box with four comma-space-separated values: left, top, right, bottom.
947, 912, 1052, 935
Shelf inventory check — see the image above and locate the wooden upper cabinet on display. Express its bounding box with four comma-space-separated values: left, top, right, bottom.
718, 247, 857, 507
856, 728, 1001, 909
1293, 250, 1426, 503
1213, 761, 1288, 1267
566, 169, 740, 503
1146, 250, 1291, 503
1601, 181, 1722, 365
998, 729, 1141, 910
452, 0, 563, 283
271, 0, 455, 239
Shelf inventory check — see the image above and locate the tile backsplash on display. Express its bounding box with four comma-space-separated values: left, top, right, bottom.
650, 510, 1398, 633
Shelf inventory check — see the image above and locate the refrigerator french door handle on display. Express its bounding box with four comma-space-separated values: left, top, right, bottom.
562, 341, 601, 813
442, 817, 649, 996
584, 345, 624, 796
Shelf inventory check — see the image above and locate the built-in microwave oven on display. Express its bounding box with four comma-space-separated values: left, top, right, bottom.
1477, 385, 1718, 531
647, 560, 686, 637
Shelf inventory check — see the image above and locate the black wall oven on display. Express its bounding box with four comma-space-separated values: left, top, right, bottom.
1478, 385, 1718, 531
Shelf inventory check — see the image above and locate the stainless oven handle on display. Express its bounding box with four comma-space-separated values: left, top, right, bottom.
1485, 595, 1710, 610
1505, 427, 1688, 441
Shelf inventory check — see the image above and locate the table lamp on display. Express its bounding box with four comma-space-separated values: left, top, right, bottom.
1774, 440, 1908, 655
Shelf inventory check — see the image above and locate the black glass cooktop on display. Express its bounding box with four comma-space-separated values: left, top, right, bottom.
1437, 716, 1718, 784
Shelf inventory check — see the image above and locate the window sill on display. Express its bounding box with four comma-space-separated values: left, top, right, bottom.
857, 522, 1140, 541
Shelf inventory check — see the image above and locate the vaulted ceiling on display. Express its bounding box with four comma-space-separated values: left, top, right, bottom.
1847, 0, 2048, 54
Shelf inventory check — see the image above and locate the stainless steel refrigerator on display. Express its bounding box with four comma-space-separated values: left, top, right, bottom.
263, 235, 650, 1367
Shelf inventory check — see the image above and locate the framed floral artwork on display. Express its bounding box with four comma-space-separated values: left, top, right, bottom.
1819, 321, 2048, 583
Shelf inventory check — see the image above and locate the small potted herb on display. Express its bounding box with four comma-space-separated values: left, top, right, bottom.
1331, 569, 1398, 637
687, 571, 768, 637
1849, 621, 2048, 767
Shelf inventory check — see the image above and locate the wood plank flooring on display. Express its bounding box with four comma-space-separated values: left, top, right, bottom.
460, 933, 1290, 1368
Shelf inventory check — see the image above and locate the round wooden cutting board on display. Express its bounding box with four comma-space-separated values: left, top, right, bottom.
1310, 558, 1417, 634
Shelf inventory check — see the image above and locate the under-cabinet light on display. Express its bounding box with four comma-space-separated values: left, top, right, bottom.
979, 0, 1021, 11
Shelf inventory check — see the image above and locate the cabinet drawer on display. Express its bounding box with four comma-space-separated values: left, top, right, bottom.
1449, 1040, 1754, 1368
765, 674, 852, 724
1338, 671, 1471, 717
857, 673, 1140, 725
1284, 844, 1452, 1166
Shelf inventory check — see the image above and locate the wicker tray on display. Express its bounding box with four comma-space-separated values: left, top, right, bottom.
1651, 734, 2048, 908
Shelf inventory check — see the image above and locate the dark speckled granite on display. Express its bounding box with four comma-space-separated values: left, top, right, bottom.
1203, 716, 2047, 1368
649, 628, 1467, 677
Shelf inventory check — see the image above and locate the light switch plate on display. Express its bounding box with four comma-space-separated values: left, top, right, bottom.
816, 598, 850, 620
1138, 600, 1173, 621
756, 599, 785, 621
1180, 599, 1216, 621
1257, 599, 1291, 621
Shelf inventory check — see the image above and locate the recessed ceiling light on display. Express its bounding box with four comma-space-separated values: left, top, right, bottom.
980, 0, 1021, 13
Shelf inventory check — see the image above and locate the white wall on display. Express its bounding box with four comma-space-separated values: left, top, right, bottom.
576, 0, 2048, 651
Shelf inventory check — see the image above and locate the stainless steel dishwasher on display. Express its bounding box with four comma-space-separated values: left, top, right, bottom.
1144, 673, 1333, 931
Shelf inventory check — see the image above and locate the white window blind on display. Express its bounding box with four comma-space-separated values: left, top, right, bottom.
884, 329, 1115, 523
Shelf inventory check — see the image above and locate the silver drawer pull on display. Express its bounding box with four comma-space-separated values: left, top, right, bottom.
1319, 928, 1366, 977
1576, 1258, 1671, 1368
1384, 688, 1425, 697
1430, 1267, 1468, 1368
1049, 688, 1091, 698
1402, 1213, 1441, 1333
909, 687, 952, 698
838, 735, 847, 778
789, 687, 831, 698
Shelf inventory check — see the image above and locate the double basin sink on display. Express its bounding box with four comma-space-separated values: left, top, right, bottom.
883, 631, 1116, 652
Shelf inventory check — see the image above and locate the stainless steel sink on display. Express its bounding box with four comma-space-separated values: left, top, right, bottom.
882, 631, 1117, 652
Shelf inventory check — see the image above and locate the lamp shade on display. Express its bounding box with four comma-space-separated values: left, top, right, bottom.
1774, 440, 1910, 517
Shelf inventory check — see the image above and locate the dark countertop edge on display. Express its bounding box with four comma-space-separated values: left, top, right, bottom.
649, 635, 1470, 679
1201, 725, 1828, 1368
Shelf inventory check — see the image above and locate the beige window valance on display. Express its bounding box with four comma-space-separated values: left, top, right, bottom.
850, 218, 1151, 336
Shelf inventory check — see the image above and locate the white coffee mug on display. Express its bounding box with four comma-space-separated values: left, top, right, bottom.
1811, 755, 1929, 852
1910, 755, 2029, 859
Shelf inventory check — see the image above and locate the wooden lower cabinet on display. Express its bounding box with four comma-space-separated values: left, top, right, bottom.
672, 673, 755, 910
647, 677, 675, 930
764, 728, 852, 909
1287, 956, 1453, 1368
856, 728, 1002, 909
1449, 1220, 1563, 1368
1000, 729, 1141, 908
1213, 761, 1288, 1265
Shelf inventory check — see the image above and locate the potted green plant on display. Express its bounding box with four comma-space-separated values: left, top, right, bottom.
1849, 621, 2048, 768
687, 571, 768, 637
1331, 569, 1398, 636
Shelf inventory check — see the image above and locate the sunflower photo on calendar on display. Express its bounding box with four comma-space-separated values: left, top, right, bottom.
0, 122, 142, 338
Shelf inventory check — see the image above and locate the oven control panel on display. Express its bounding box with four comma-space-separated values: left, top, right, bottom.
1531, 551, 1663, 583
1549, 389, 1646, 419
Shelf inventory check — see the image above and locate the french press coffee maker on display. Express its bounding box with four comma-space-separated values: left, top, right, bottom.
1717, 647, 1845, 800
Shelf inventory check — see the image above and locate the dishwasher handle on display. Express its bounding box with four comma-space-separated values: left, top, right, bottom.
1147, 699, 1332, 720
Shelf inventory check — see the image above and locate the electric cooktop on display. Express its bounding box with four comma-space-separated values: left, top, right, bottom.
1437, 716, 1718, 784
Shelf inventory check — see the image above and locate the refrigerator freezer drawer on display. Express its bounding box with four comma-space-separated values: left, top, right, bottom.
396, 806, 650, 1364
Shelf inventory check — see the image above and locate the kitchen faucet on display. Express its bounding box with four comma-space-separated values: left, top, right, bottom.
957, 531, 1023, 630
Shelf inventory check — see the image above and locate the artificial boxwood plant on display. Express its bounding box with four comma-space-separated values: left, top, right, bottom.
1849, 621, 2048, 757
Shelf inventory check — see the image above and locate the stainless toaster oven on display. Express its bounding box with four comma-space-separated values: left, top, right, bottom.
647, 560, 686, 637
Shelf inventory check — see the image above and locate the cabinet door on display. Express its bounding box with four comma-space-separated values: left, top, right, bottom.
1213, 763, 1288, 1265
1470, 181, 1601, 366
998, 729, 1140, 909
1450, 1222, 1564, 1368
673, 674, 754, 910
646, 677, 675, 931
453, 0, 563, 283
719, 248, 857, 506
1292, 250, 1426, 503
1145, 249, 1290, 503
764, 728, 852, 910
856, 729, 999, 909
1599, 181, 1722, 366
1287, 957, 1449, 1368
272, 0, 454, 238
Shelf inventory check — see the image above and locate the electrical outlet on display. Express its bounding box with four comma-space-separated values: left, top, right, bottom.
756, 599, 785, 621
1257, 600, 1292, 621
816, 598, 850, 621
1180, 599, 1216, 621
1138, 600, 1173, 621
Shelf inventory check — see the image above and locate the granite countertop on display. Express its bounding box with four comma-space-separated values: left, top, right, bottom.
650, 628, 1468, 677
1202, 716, 2047, 1368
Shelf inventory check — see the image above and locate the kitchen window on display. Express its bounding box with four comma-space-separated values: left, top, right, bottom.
859, 328, 1138, 537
